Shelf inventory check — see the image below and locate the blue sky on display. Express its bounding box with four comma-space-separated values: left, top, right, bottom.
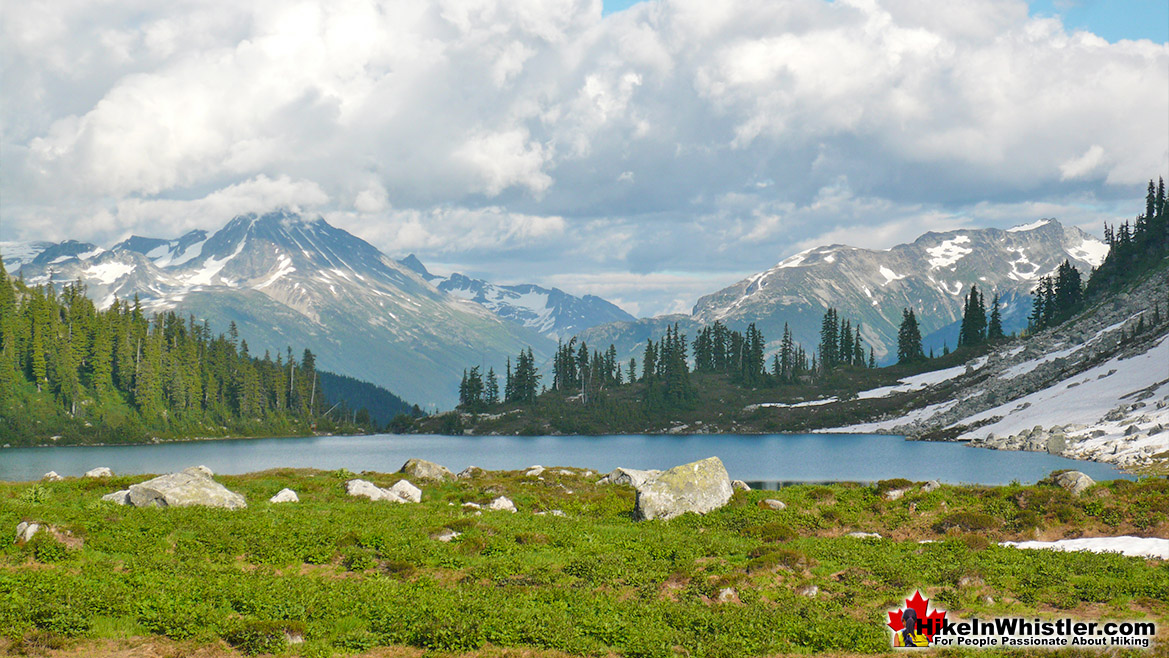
604, 0, 1169, 43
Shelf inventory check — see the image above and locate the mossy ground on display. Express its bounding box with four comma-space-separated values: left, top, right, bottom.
0, 469, 1165, 657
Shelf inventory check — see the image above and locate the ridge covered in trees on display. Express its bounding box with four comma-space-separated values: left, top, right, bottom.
0, 258, 377, 445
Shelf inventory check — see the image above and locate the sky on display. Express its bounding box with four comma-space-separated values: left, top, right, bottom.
1, 0, 1166, 318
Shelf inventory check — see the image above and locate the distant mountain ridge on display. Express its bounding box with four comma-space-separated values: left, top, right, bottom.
578, 219, 1108, 365
400, 255, 635, 341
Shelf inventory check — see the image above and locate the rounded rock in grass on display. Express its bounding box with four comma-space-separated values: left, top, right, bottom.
101, 490, 130, 505
598, 467, 661, 487
1054, 471, 1095, 496
41, 472, 63, 482
759, 498, 787, 511
346, 478, 421, 503
269, 488, 299, 504
127, 471, 247, 509
457, 466, 485, 479
399, 458, 453, 481
14, 521, 41, 543
84, 467, 113, 478
732, 480, 751, 491
488, 496, 517, 512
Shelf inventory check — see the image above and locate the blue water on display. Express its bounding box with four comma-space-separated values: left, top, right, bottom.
0, 433, 1132, 485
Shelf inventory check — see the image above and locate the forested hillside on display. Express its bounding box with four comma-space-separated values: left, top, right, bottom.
0, 258, 375, 445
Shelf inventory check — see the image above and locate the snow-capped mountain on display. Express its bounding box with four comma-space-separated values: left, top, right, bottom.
579, 218, 1108, 364
400, 256, 635, 341
12, 210, 553, 407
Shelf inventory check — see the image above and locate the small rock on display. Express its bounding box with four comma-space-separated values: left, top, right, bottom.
14, 522, 40, 543
555, 469, 573, 476
1124, 424, 1140, 436
921, 480, 940, 493
598, 467, 662, 487
716, 587, 738, 603
488, 496, 517, 513
1054, 471, 1095, 496
84, 467, 113, 478
758, 499, 787, 511
269, 488, 299, 503
400, 458, 453, 481
432, 528, 461, 543
732, 480, 751, 491
884, 488, 907, 501
525, 465, 546, 477
41, 472, 62, 482
101, 490, 130, 505
388, 480, 422, 503
847, 531, 882, 539
462, 502, 482, 509
550, 509, 565, 517
797, 584, 819, 597
958, 575, 984, 588
182, 465, 214, 477
983, 596, 995, 605
457, 466, 485, 479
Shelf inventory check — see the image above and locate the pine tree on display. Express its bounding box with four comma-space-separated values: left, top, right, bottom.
897, 308, 924, 364
987, 292, 1004, 341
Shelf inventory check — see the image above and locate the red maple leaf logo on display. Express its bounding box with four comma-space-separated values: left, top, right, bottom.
887, 590, 947, 641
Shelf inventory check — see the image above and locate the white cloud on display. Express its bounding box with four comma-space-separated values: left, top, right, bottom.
1, 0, 1165, 317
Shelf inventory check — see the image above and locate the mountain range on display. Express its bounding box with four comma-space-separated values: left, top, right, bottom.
1, 214, 1107, 409
577, 219, 1108, 365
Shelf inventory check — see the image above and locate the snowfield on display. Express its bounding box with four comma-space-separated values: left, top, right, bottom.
1000, 536, 1168, 559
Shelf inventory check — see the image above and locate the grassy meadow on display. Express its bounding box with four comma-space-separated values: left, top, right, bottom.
0, 467, 1166, 657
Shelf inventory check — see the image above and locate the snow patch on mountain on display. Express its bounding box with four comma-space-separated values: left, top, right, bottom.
926, 235, 972, 270
84, 261, 135, 285
1007, 218, 1054, 232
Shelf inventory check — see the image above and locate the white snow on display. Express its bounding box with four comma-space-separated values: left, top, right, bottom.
776, 249, 813, 269
0, 241, 51, 268
1066, 238, 1110, 268
1007, 219, 1053, 233
184, 240, 245, 286
878, 266, 905, 285
255, 255, 296, 289
857, 363, 971, 399
1008, 250, 1041, 281
958, 336, 1169, 455
1000, 536, 1168, 559
76, 248, 105, 261
84, 261, 134, 285
162, 239, 206, 268
926, 236, 972, 270
745, 398, 838, 411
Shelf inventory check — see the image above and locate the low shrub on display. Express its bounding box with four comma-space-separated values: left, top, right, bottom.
933, 511, 998, 533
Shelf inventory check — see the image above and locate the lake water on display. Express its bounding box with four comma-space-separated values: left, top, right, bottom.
0, 433, 1132, 485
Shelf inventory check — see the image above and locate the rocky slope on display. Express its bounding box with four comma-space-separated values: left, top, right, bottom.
819, 263, 1169, 469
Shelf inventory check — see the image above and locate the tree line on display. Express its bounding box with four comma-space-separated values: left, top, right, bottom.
0, 257, 372, 443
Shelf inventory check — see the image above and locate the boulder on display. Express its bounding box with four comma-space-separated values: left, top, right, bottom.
457, 466, 485, 479
269, 488, 299, 503
128, 471, 247, 509
598, 467, 662, 488
399, 458, 453, 481
84, 467, 113, 478
634, 457, 733, 521
346, 478, 420, 503
41, 472, 63, 482
525, 465, 546, 477
921, 480, 941, 493
101, 490, 130, 505
1054, 471, 1095, 495
488, 496, 517, 512
732, 480, 751, 491
388, 480, 422, 503
759, 499, 787, 511
14, 522, 40, 543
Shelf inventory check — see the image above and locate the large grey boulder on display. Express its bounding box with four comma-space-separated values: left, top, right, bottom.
599, 467, 662, 488
127, 471, 246, 509
102, 490, 130, 505
269, 488, 299, 503
399, 459, 453, 481
346, 478, 421, 503
84, 467, 113, 478
1054, 471, 1095, 495
634, 457, 734, 521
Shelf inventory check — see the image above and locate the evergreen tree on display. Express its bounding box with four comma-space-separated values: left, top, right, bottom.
987, 292, 1004, 341
897, 308, 924, 364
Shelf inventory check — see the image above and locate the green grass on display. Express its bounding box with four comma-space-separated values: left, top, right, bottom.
0, 469, 1165, 657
